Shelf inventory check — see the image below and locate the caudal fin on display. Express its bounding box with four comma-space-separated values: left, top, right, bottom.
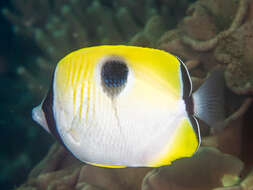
192, 68, 225, 127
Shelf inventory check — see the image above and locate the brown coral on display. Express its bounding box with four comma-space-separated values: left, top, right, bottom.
159, 0, 253, 95
17, 143, 151, 190
142, 147, 244, 190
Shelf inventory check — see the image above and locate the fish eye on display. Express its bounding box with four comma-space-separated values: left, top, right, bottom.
101, 59, 129, 89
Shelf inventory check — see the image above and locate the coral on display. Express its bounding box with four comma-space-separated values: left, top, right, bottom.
213, 169, 253, 190
181, 0, 249, 51
158, 0, 253, 95
142, 147, 244, 190
219, 22, 253, 94
129, 15, 167, 47
16, 143, 151, 190
202, 98, 252, 157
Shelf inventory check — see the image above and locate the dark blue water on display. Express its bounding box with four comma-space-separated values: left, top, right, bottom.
0, 1, 54, 189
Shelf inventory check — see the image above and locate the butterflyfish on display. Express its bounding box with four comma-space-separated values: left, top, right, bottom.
32, 45, 224, 168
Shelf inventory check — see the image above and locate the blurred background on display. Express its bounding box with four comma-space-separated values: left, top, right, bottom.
0, 1, 54, 189
0, 0, 252, 190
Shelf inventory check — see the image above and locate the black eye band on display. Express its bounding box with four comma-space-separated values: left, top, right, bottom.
101, 59, 128, 88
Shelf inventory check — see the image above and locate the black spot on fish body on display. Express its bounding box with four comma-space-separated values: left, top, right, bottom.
101, 58, 128, 97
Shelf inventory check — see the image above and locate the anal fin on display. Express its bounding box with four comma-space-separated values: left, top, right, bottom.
149, 116, 200, 167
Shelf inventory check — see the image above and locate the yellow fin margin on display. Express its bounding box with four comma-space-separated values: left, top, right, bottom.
149, 117, 199, 167
87, 162, 126, 168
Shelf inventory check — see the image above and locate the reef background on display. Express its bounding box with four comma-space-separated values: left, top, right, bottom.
0, 0, 253, 190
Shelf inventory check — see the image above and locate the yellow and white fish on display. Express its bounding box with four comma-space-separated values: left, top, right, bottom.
32, 45, 224, 168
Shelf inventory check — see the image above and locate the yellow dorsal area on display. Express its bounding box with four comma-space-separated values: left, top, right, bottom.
149, 117, 199, 167
55, 45, 182, 100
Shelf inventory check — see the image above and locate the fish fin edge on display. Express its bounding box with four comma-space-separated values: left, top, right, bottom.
32, 104, 50, 133
193, 68, 225, 127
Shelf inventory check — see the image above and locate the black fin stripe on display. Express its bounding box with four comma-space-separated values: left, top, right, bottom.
42, 70, 66, 147
177, 57, 194, 115
188, 115, 201, 147
178, 58, 192, 99
185, 95, 194, 115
